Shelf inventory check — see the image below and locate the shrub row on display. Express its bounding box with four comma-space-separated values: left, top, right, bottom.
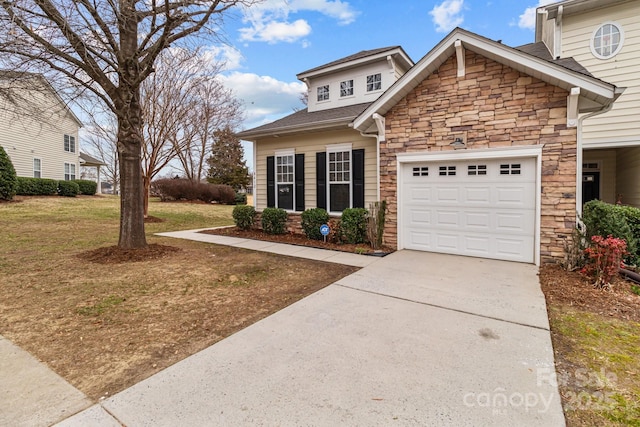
14, 177, 97, 197
582, 200, 640, 265
152, 178, 235, 204
232, 206, 370, 243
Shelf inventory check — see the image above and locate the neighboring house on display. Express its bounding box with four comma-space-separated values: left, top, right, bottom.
536, 0, 640, 206
238, 28, 621, 265
0, 72, 82, 181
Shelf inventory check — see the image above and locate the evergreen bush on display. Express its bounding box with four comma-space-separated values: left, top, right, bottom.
0, 146, 17, 201
72, 179, 97, 195
261, 208, 287, 235
58, 180, 80, 197
339, 208, 368, 244
301, 208, 329, 240
232, 205, 256, 230
15, 177, 58, 196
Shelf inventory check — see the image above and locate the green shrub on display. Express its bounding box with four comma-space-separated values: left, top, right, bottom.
72, 179, 97, 195
340, 208, 368, 244
0, 145, 17, 200
582, 200, 637, 264
301, 208, 329, 240
57, 180, 80, 197
15, 177, 58, 196
261, 207, 287, 235
232, 205, 256, 230
234, 192, 247, 205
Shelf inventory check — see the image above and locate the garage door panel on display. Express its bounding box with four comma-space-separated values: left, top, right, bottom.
401, 157, 536, 263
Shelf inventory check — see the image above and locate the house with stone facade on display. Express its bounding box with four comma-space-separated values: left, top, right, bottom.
238, 28, 622, 265
536, 0, 640, 207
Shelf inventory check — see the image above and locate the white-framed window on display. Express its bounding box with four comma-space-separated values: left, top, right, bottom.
591, 22, 624, 59
64, 134, 76, 153
340, 80, 353, 97
366, 73, 382, 92
275, 149, 294, 210
64, 162, 76, 180
33, 158, 41, 178
317, 85, 330, 102
327, 143, 352, 213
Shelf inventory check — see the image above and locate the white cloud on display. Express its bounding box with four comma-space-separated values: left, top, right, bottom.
201, 45, 244, 71
518, 0, 556, 30
239, 0, 358, 44
218, 72, 306, 128
239, 19, 312, 44
429, 0, 465, 33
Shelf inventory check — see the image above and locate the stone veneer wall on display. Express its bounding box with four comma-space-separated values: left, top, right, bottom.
380, 51, 577, 262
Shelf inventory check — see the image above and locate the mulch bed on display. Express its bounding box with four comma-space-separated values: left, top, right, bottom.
78, 244, 181, 264
539, 264, 640, 322
201, 226, 394, 256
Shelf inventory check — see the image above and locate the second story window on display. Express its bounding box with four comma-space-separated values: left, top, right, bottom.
317, 85, 329, 102
366, 73, 381, 92
64, 134, 76, 153
591, 22, 624, 59
340, 80, 353, 97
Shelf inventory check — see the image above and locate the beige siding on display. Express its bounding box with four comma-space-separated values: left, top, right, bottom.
561, 1, 640, 145
308, 61, 397, 112
0, 84, 80, 180
255, 129, 377, 212
616, 147, 640, 206
583, 149, 617, 204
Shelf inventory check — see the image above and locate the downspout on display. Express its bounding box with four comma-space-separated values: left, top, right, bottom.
576, 103, 614, 216
359, 113, 386, 202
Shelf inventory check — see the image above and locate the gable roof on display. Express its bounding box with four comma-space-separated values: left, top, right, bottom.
79, 152, 106, 166
297, 46, 414, 80
236, 103, 372, 141
515, 42, 593, 76
353, 28, 622, 133
0, 71, 83, 128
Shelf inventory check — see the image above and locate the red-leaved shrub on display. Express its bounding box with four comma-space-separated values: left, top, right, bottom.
580, 235, 627, 288
152, 178, 235, 204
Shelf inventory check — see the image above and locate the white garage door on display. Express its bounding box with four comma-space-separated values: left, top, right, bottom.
401, 157, 536, 263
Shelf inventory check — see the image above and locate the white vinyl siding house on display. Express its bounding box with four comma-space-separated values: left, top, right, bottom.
0, 73, 82, 180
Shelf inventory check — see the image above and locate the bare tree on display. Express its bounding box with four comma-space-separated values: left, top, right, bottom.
0, 0, 252, 249
175, 73, 243, 183
83, 111, 120, 194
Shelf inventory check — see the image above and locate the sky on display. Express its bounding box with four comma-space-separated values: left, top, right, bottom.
213, 0, 556, 136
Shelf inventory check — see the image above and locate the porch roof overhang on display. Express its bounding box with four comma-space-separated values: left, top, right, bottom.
353, 28, 622, 135
236, 102, 372, 141
79, 152, 106, 167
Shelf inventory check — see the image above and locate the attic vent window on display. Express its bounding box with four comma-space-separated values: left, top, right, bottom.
317, 85, 329, 102
340, 80, 353, 97
366, 73, 381, 92
591, 22, 624, 59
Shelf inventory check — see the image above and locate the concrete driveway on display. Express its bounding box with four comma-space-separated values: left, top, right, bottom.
58, 250, 565, 426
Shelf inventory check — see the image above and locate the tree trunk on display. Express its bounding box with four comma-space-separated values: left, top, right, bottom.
117, 112, 147, 249
143, 175, 150, 218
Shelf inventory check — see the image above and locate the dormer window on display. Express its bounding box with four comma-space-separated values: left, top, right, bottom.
317, 85, 330, 102
591, 22, 624, 59
340, 80, 354, 97
366, 73, 381, 92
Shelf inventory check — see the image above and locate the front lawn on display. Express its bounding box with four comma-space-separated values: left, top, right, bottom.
540, 265, 640, 426
0, 196, 357, 400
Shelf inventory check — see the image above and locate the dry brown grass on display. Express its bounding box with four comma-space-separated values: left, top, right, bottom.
0, 196, 357, 400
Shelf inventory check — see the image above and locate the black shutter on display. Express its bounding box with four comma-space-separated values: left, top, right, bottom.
352, 149, 365, 208
295, 153, 305, 212
316, 152, 327, 210
266, 156, 275, 208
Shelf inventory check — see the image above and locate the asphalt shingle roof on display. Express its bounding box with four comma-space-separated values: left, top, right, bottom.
236, 102, 372, 139
515, 42, 594, 77
297, 47, 402, 76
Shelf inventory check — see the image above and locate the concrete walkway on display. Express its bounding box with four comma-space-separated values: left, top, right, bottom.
0, 335, 92, 426
155, 228, 381, 268
55, 250, 565, 426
